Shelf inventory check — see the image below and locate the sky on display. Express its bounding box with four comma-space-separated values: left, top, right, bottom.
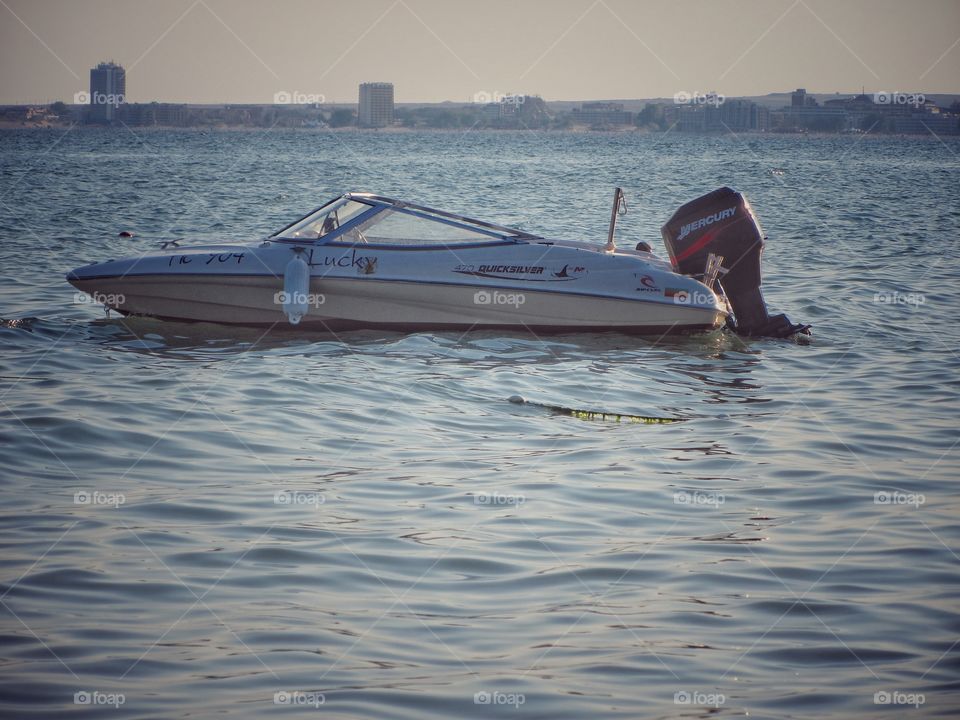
1, 0, 958, 105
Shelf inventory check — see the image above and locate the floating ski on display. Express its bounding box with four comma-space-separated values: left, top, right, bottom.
508, 395, 685, 424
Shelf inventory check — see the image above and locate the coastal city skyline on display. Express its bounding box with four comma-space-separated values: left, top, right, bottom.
6, 59, 955, 135
1, 0, 958, 106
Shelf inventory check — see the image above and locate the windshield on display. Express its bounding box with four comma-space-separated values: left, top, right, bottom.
275, 199, 373, 240
272, 194, 534, 245
352, 207, 508, 245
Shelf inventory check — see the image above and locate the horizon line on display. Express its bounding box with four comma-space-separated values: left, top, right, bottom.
7, 89, 960, 107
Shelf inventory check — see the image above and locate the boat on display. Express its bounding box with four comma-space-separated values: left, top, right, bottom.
67, 187, 808, 337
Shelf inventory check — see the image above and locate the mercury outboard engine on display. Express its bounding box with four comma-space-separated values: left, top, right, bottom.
661, 187, 809, 338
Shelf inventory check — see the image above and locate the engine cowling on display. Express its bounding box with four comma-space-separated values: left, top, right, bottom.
661, 187, 809, 338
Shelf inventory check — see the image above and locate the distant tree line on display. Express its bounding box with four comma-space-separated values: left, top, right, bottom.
6, 97, 958, 134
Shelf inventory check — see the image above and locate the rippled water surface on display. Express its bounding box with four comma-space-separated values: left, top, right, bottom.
1, 128, 959, 718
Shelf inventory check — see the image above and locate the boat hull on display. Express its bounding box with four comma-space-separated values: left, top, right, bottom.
68, 274, 725, 333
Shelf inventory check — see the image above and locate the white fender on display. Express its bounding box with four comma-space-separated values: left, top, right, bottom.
283, 253, 310, 324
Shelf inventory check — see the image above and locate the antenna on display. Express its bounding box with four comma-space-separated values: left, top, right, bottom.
605, 187, 626, 253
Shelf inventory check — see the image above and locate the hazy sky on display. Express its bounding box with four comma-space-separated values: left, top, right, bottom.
1, 0, 958, 104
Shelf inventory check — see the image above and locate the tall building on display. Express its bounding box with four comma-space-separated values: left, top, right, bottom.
89, 61, 126, 123
358, 82, 394, 127
791, 88, 818, 108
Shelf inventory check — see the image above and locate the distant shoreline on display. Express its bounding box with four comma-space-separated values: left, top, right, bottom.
2, 121, 957, 140
5, 90, 959, 136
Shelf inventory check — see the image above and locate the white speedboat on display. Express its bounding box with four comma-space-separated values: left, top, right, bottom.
67, 187, 807, 337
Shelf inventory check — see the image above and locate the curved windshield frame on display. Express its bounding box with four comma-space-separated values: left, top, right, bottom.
272, 198, 377, 240
271, 193, 539, 246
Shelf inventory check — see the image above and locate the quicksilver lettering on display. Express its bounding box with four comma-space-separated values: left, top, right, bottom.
477, 265, 544, 274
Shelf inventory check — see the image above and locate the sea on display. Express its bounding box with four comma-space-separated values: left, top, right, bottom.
0, 127, 958, 718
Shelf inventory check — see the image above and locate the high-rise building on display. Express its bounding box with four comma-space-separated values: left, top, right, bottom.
789, 88, 818, 108
89, 61, 126, 123
358, 82, 394, 127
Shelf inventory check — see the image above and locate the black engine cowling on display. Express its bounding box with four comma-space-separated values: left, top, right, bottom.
661, 187, 809, 338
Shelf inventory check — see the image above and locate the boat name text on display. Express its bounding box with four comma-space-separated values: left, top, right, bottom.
307, 248, 378, 270
168, 252, 246, 267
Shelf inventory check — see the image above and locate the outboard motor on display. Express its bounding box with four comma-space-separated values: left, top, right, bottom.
661, 187, 809, 338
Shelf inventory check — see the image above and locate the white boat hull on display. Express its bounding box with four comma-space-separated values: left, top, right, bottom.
70, 273, 724, 333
